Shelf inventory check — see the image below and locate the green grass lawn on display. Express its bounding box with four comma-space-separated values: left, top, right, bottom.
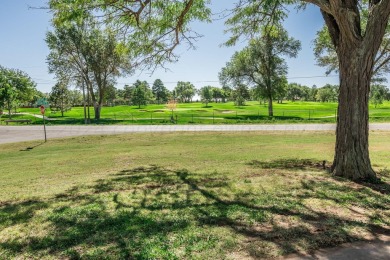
0, 132, 389, 258
4, 100, 390, 125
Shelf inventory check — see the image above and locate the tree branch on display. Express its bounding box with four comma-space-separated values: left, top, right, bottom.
301, 0, 331, 13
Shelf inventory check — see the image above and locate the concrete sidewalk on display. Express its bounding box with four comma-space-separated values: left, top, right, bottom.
285, 238, 390, 259
1, 123, 390, 144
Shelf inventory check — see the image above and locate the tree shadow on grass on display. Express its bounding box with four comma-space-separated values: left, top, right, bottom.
19, 142, 45, 152
0, 165, 389, 258
0, 200, 48, 227
249, 158, 390, 195
248, 158, 329, 170
224, 115, 303, 121
354, 169, 390, 195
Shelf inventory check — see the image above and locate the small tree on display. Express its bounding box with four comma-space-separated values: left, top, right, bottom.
104, 85, 117, 106
199, 86, 213, 107
221, 86, 232, 103
370, 85, 389, 108
211, 87, 223, 103
49, 82, 72, 116
233, 84, 250, 107
273, 77, 288, 104
0, 66, 37, 118
131, 81, 152, 108
220, 27, 300, 116
0, 79, 16, 119
309, 85, 318, 102
152, 79, 169, 104
286, 83, 304, 102
122, 84, 135, 105
174, 81, 195, 103
166, 98, 177, 123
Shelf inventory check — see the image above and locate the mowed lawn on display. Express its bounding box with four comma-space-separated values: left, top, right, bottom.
0, 132, 389, 259
9, 100, 390, 124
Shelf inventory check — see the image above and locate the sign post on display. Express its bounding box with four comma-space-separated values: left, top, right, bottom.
40, 105, 47, 142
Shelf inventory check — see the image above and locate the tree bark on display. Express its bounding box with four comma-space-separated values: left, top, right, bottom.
315, 1, 390, 181
331, 45, 376, 181
94, 104, 102, 120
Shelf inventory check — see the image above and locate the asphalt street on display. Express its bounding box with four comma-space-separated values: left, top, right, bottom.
1, 123, 390, 144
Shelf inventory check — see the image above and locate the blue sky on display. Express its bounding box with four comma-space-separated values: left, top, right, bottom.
0, 1, 339, 93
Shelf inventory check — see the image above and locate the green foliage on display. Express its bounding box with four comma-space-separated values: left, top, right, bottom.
49, 0, 212, 69
152, 79, 170, 104
286, 83, 307, 102
220, 27, 300, 115
224, 1, 295, 46
313, 26, 339, 75
174, 81, 196, 103
272, 76, 288, 103
46, 19, 132, 119
121, 84, 135, 104
13, 100, 390, 125
68, 90, 83, 106
49, 82, 72, 116
221, 86, 233, 102
103, 85, 118, 106
370, 85, 390, 108
316, 84, 338, 103
131, 80, 153, 108
0, 66, 37, 118
209, 87, 222, 103
199, 86, 213, 106
313, 10, 390, 79
232, 84, 250, 106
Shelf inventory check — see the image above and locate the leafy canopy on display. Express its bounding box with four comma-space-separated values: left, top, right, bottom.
49, 0, 211, 69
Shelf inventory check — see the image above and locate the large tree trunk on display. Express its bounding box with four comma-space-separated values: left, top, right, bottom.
331, 47, 376, 181
318, 2, 390, 181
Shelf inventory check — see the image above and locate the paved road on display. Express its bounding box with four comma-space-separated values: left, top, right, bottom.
1, 123, 390, 144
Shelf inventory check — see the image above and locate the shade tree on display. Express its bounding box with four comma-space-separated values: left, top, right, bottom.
46, 19, 132, 120
314, 7, 390, 83
152, 79, 170, 104
224, 0, 390, 180
220, 27, 300, 116
49, 0, 390, 180
199, 86, 213, 107
174, 81, 196, 103
0, 66, 37, 118
49, 82, 72, 116
131, 80, 153, 108
370, 85, 389, 108
315, 84, 338, 103
232, 84, 250, 106
49, 0, 211, 71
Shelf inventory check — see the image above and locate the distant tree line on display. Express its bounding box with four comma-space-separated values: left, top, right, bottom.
2, 67, 389, 119
50, 79, 390, 110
